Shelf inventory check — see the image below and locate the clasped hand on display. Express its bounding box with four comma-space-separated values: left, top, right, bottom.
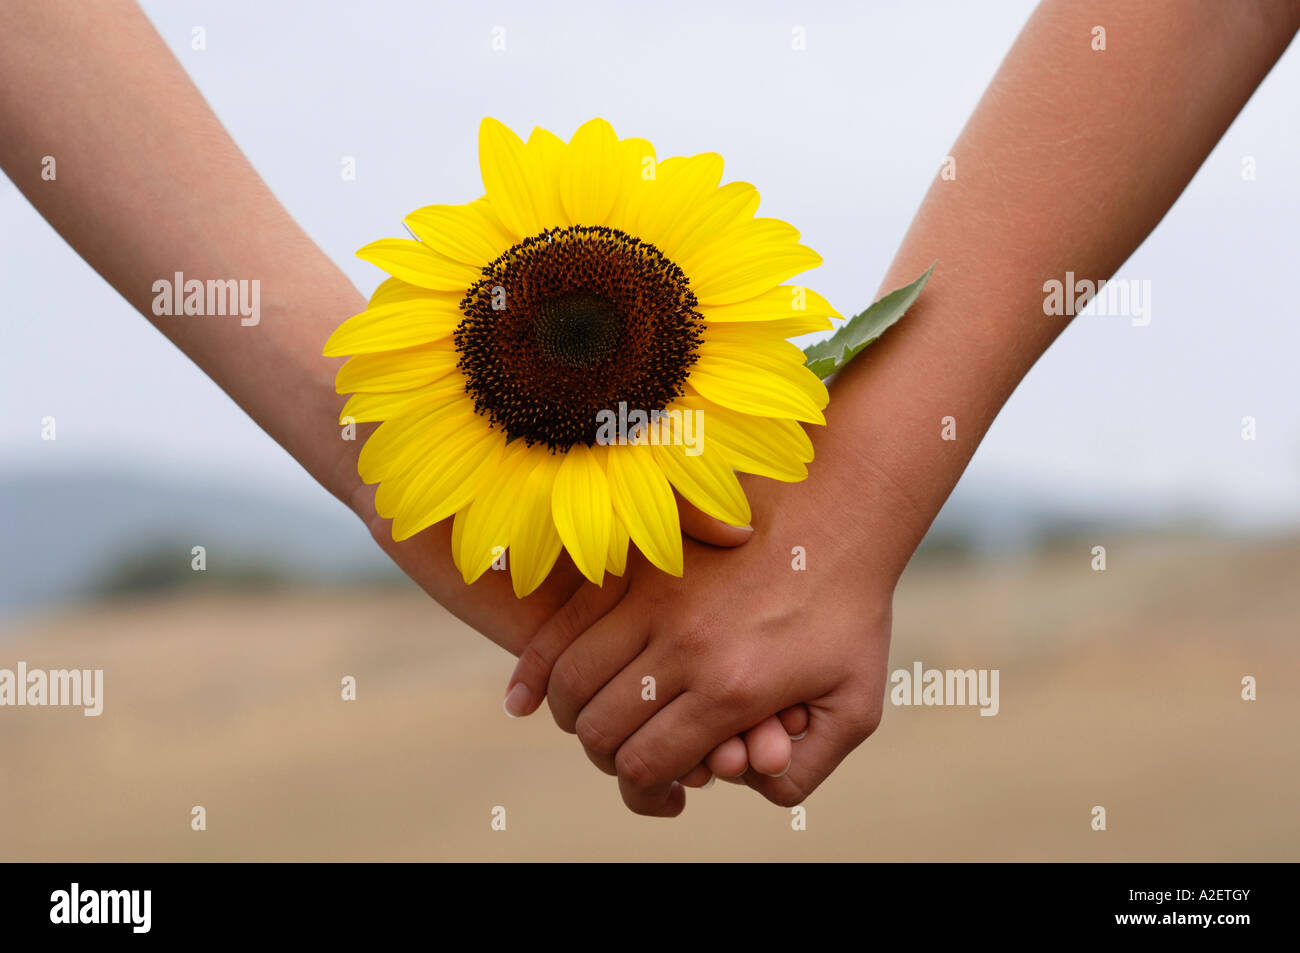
494, 468, 899, 817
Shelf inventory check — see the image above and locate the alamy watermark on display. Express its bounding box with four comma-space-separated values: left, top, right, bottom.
50, 883, 150, 933
594, 401, 703, 456
0, 662, 103, 716
1043, 271, 1150, 327
890, 661, 999, 716
152, 271, 260, 326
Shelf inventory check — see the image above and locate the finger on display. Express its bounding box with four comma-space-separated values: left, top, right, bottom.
676, 496, 752, 548
742, 715, 792, 777
744, 697, 883, 808
620, 780, 686, 818
571, 639, 684, 773
615, 688, 800, 816
778, 704, 810, 739
677, 764, 714, 788
547, 598, 655, 733
503, 574, 628, 717
705, 735, 749, 779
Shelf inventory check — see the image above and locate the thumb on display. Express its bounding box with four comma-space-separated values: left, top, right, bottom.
677, 498, 753, 548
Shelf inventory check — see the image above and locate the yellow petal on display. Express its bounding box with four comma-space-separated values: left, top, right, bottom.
634, 153, 724, 250
323, 293, 463, 356
699, 340, 830, 413
339, 374, 467, 424
688, 349, 826, 424
456, 439, 535, 583
334, 343, 459, 394
689, 241, 823, 307
390, 423, 505, 541
699, 284, 842, 322
704, 314, 833, 342
657, 180, 760, 263
700, 336, 813, 367
356, 238, 480, 292
551, 443, 612, 585
367, 277, 427, 309
526, 126, 569, 229
560, 118, 620, 226
702, 335, 832, 408
606, 443, 682, 576
606, 511, 630, 576
681, 217, 802, 275
652, 441, 751, 527
678, 391, 812, 481
404, 199, 515, 267
359, 400, 480, 489
509, 451, 564, 597
607, 137, 657, 233
479, 117, 543, 239
451, 505, 468, 567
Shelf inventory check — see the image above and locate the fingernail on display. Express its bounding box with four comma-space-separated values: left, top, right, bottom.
764, 762, 791, 779
504, 682, 531, 717
702, 774, 716, 789
789, 731, 807, 741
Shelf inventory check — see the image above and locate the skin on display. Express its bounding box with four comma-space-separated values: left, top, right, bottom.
0, 0, 560, 650
0, 0, 799, 783
504, 0, 1300, 815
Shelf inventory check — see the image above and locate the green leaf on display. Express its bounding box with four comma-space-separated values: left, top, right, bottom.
802, 261, 936, 379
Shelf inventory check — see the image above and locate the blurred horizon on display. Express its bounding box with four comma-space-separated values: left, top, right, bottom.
4, 460, 1293, 621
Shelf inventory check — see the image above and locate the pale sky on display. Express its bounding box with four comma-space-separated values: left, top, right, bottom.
3, 0, 1297, 528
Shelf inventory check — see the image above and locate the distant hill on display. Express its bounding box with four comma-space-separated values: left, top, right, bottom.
0, 464, 1218, 615
0, 469, 401, 614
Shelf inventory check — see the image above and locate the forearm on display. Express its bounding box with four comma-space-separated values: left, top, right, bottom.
0, 0, 361, 501
803, 0, 1299, 581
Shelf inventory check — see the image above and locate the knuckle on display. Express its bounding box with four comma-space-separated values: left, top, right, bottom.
674, 620, 714, 662
516, 641, 553, 683
547, 654, 587, 708
708, 659, 762, 709
614, 746, 658, 790
843, 700, 883, 742
574, 712, 619, 760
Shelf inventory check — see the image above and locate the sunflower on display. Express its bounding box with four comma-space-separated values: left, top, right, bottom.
326, 118, 836, 597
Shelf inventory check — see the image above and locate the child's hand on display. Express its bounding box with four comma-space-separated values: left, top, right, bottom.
501, 468, 904, 815
354, 441, 819, 790
493, 495, 810, 784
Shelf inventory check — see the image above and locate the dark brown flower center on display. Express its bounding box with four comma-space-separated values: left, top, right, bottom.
454, 225, 703, 451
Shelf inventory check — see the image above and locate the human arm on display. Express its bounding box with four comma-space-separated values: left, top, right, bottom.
0, 0, 584, 649
505, 0, 1300, 814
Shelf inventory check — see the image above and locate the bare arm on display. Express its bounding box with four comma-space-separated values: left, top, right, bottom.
512, 0, 1300, 815
0, 0, 579, 649
837, 0, 1300, 577
0, 0, 355, 491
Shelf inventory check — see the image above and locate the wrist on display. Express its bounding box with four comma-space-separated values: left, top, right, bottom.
253, 277, 369, 508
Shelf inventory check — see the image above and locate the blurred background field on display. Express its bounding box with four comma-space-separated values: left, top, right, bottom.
0, 471, 1295, 861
